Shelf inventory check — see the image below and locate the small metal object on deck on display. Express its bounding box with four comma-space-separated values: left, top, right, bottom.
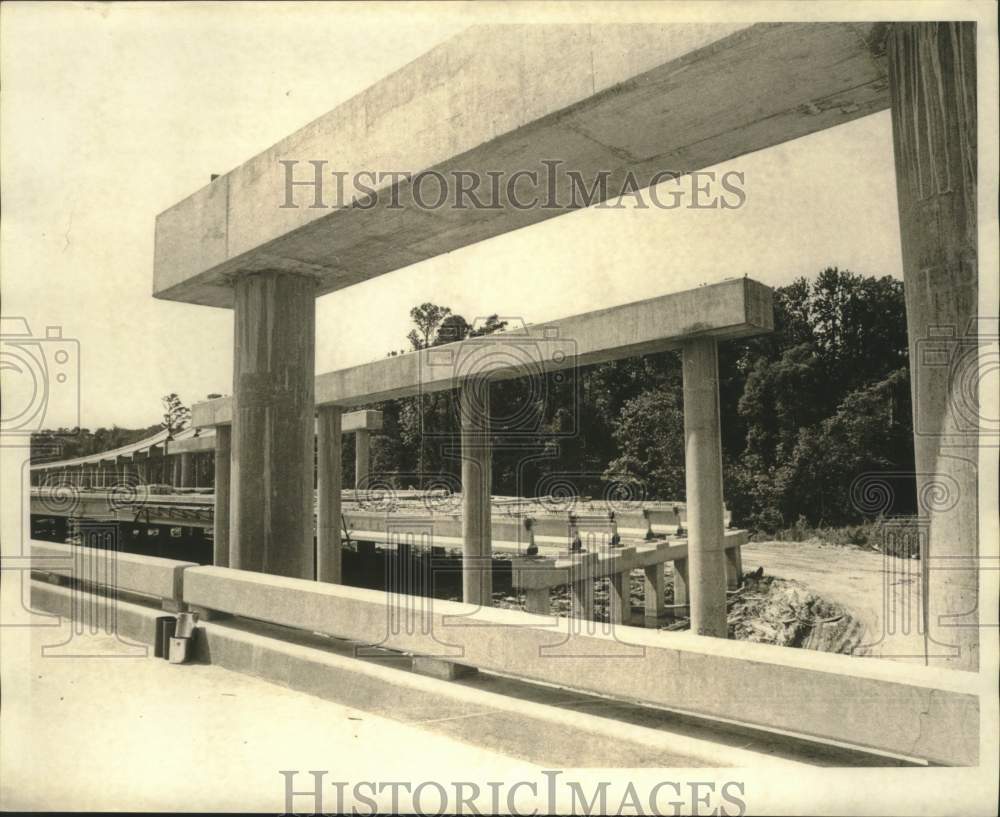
154, 616, 176, 659
174, 611, 198, 639
167, 636, 191, 664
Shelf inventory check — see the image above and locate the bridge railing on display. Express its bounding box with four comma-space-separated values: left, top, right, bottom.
179, 563, 978, 766
30, 540, 196, 611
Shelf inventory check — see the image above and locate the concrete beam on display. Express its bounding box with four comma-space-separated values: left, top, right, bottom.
166, 434, 216, 455
180, 565, 979, 766
193, 278, 773, 425
31, 578, 884, 768
342, 410, 383, 434
30, 540, 195, 604
154, 23, 887, 309
510, 538, 744, 590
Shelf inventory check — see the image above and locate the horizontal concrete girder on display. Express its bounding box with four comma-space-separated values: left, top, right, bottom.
154, 23, 888, 308
165, 433, 216, 455
180, 565, 978, 765
193, 277, 772, 425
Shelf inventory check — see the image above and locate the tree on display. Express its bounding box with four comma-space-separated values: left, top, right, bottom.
407, 303, 452, 351
404, 304, 454, 486
603, 385, 686, 501
161, 393, 190, 437
728, 270, 910, 530
434, 314, 472, 345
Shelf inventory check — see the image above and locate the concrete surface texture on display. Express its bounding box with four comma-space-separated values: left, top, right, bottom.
0, 627, 537, 812
230, 271, 316, 579
153, 23, 888, 308
177, 564, 978, 765
887, 22, 980, 672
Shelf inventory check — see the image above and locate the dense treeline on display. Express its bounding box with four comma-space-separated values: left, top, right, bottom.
360, 268, 916, 532
31, 424, 164, 463
31, 394, 192, 464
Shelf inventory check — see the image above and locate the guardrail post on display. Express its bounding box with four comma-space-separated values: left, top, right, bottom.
317, 405, 343, 583
682, 337, 728, 638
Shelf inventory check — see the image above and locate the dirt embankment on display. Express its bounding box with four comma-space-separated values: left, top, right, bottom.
725, 574, 866, 653
491, 561, 867, 654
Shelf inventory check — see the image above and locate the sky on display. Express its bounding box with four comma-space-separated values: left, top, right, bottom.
1, 3, 904, 432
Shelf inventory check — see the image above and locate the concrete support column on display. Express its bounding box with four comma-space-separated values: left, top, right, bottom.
317, 406, 343, 583
644, 563, 665, 624
609, 572, 632, 626
230, 270, 316, 578
180, 452, 194, 488
213, 425, 231, 567
725, 546, 742, 590
887, 22, 979, 671
460, 379, 492, 606
171, 456, 181, 488
571, 579, 594, 621
673, 558, 690, 617
682, 337, 728, 637
355, 429, 371, 489
524, 587, 550, 615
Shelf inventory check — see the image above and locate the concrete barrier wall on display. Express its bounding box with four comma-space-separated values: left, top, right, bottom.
31, 540, 196, 603
182, 565, 978, 765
